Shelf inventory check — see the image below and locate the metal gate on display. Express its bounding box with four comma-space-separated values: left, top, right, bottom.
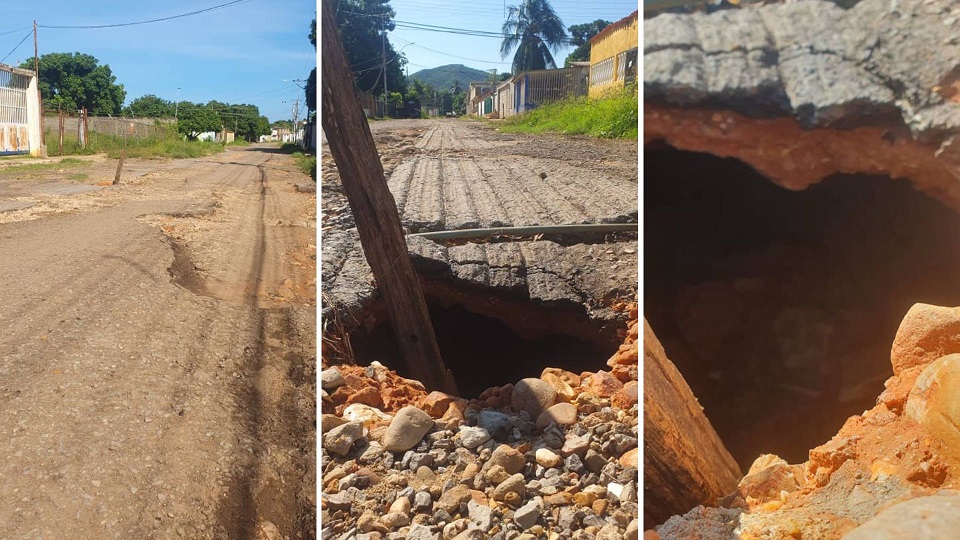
0, 66, 31, 156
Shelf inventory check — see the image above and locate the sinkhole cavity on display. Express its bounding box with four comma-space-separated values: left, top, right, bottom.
644, 145, 960, 468
349, 291, 619, 399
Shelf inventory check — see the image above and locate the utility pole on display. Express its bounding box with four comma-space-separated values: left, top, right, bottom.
33, 21, 45, 152
381, 31, 388, 118
175, 87, 181, 121
291, 98, 300, 143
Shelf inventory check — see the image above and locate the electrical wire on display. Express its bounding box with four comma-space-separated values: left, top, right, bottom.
38, 0, 252, 29
0, 30, 32, 64
393, 37, 511, 64
0, 26, 31, 37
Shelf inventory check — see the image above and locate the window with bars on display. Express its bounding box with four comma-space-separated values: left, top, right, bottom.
590, 57, 614, 87
0, 69, 29, 125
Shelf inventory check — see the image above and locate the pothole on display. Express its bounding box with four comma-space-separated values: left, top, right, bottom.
329, 281, 624, 399
644, 145, 960, 467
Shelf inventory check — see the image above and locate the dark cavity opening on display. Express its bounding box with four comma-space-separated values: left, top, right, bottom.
349, 285, 619, 399
644, 145, 960, 468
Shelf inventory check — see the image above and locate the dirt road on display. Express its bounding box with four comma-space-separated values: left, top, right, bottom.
0, 145, 316, 538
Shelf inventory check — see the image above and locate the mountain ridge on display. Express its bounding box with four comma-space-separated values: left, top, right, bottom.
408, 64, 497, 91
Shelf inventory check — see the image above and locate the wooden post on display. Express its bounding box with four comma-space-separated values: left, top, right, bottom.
643, 318, 742, 529
58, 108, 63, 156
82, 107, 88, 146
113, 150, 125, 185
319, 0, 458, 395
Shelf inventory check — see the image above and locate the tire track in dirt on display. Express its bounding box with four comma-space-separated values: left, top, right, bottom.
160, 152, 315, 539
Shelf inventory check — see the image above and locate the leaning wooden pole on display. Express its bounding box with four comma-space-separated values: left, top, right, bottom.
319, 0, 458, 395
643, 318, 742, 528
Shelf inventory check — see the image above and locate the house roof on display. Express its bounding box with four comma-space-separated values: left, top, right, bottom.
589, 10, 639, 45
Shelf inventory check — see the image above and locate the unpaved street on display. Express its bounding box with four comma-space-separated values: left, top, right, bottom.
0, 145, 316, 538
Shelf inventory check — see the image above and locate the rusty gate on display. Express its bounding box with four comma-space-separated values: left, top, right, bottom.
0, 65, 31, 155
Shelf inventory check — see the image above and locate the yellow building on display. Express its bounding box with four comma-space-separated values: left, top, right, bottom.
588, 11, 639, 98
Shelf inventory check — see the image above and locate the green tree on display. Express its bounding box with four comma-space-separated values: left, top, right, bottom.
124, 94, 175, 117
23, 52, 125, 114
564, 19, 610, 66
335, 0, 407, 96
452, 93, 466, 116
406, 79, 434, 103
256, 116, 271, 140
177, 103, 222, 140
306, 19, 317, 114
500, 0, 568, 75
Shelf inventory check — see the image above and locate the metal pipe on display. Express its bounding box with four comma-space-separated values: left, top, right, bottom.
408, 223, 638, 241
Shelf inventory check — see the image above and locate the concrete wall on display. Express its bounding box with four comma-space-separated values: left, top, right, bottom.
26, 73, 42, 156
589, 11, 639, 97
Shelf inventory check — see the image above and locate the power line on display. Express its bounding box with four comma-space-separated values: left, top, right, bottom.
0, 30, 32, 65
38, 0, 252, 29
0, 26, 31, 38
393, 37, 511, 65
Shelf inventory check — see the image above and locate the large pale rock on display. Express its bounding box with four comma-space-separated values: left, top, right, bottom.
890, 304, 960, 375
511, 378, 557, 418
905, 354, 960, 460
321, 421, 364, 456
343, 403, 392, 427
383, 406, 434, 452
321, 366, 346, 390
843, 495, 960, 539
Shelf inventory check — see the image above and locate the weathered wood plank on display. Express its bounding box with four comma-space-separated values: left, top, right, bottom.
320, 0, 457, 394
643, 318, 742, 528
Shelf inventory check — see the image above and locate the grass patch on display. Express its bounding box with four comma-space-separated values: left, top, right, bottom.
1, 158, 91, 175
277, 142, 302, 154
45, 126, 225, 160
68, 173, 89, 181
276, 142, 316, 181
293, 152, 316, 182
499, 86, 638, 139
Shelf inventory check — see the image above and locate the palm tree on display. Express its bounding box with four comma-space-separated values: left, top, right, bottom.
500, 0, 568, 75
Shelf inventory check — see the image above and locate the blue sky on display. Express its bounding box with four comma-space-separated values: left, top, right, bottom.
384, 0, 640, 77
0, 0, 316, 123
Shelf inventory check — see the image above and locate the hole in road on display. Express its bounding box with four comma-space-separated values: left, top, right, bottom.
341, 287, 621, 399
644, 145, 960, 468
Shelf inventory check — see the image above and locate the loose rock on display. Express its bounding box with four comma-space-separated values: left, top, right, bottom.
383, 406, 434, 452
512, 378, 558, 418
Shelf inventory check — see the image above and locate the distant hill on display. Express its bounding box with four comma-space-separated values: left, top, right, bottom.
409, 64, 494, 91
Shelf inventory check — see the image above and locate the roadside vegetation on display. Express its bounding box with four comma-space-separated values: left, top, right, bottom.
0, 157, 91, 176
499, 86, 638, 139
43, 125, 224, 159
278, 142, 317, 182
